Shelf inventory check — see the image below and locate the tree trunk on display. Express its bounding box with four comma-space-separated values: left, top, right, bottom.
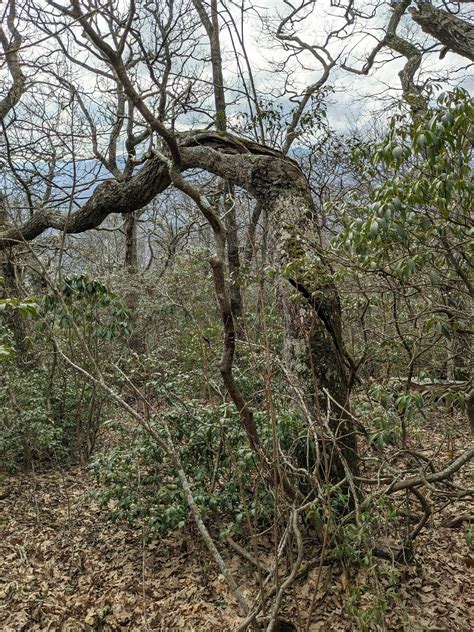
224, 185, 243, 326
123, 211, 138, 273
194, 0, 245, 328
266, 186, 358, 476
0, 194, 29, 360
466, 390, 474, 437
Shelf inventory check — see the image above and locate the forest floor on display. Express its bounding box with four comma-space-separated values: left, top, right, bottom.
1, 412, 473, 631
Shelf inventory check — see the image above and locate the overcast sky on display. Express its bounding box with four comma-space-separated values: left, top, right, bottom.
222, 0, 473, 131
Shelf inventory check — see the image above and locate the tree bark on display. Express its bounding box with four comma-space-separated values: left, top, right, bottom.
123, 211, 139, 273
0, 0, 26, 124
466, 389, 474, 437
0, 194, 29, 359
409, 3, 474, 62
265, 187, 358, 475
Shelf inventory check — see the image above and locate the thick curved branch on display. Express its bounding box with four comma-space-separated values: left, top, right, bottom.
384, 1, 426, 112
0, 131, 298, 248
387, 446, 474, 493
409, 2, 474, 62
0, 128, 348, 374
0, 155, 171, 248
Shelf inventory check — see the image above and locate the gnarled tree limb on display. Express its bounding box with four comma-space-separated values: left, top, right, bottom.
387, 446, 474, 493
0, 0, 26, 123
409, 2, 474, 62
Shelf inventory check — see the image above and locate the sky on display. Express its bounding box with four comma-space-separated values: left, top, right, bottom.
219, 0, 473, 131
1, 0, 473, 205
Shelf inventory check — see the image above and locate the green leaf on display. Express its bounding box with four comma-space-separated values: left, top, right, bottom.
416, 133, 427, 148
396, 225, 407, 240
369, 220, 379, 237
392, 146, 403, 160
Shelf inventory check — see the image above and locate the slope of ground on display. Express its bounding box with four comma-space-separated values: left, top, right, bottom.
1, 414, 473, 631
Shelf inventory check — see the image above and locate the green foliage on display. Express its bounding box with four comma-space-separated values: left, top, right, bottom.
234, 91, 330, 146
42, 274, 132, 340
351, 390, 395, 447
0, 275, 130, 471
366, 384, 424, 445
91, 400, 305, 539
465, 525, 474, 550
0, 367, 63, 468
332, 498, 402, 631
346, 581, 392, 632
328, 89, 473, 384
0, 293, 39, 358
335, 89, 473, 280
332, 494, 398, 566
0, 364, 108, 470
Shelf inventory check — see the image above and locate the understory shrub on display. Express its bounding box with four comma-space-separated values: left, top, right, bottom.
91, 400, 305, 539
0, 275, 130, 471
